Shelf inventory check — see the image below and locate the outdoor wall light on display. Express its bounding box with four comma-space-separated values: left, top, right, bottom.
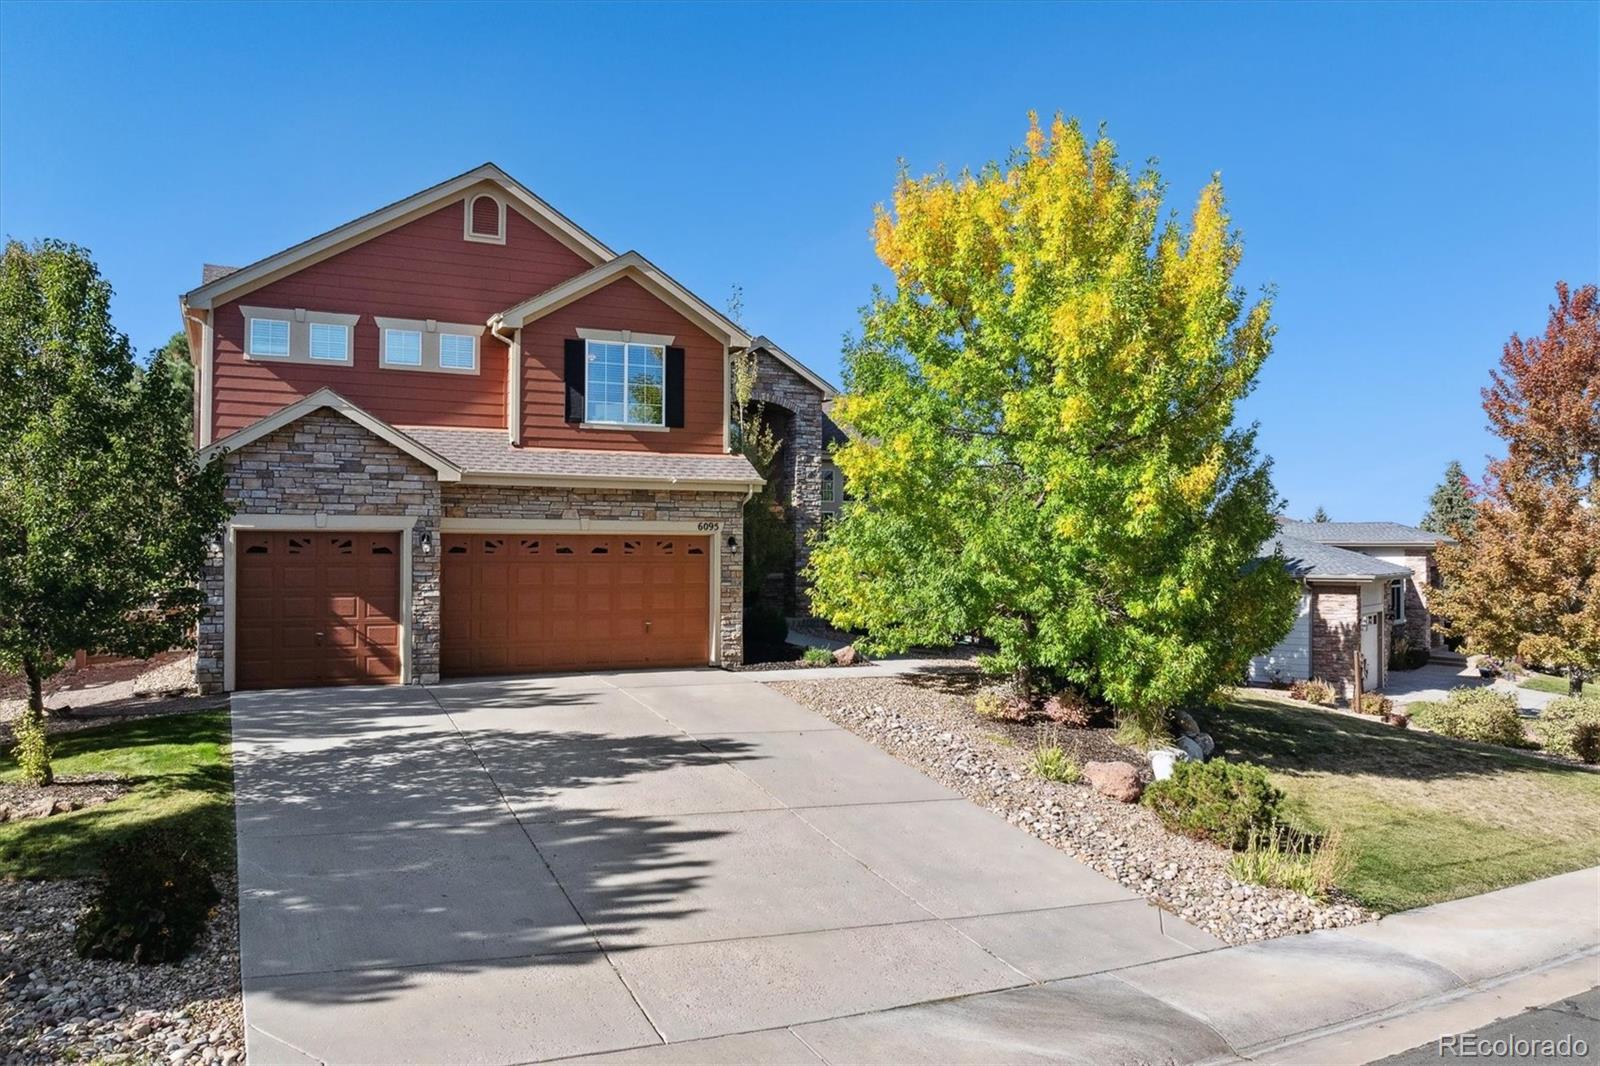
727, 535, 738, 552
419, 530, 433, 555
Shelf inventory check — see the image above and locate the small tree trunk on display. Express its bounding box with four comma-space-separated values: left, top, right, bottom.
1570, 668, 1586, 698
15, 657, 54, 786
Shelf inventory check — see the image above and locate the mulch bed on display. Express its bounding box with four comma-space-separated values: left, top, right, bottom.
768, 667, 1375, 944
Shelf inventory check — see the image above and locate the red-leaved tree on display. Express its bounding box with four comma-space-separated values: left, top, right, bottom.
1434, 283, 1600, 695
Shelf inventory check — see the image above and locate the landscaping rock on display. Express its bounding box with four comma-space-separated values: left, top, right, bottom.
0, 878, 243, 1065
832, 645, 861, 666
1084, 760, 1143, 802
768, 668, 1376, 945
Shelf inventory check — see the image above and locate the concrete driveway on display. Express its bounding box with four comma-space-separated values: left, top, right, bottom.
231, 670, 1224, 1064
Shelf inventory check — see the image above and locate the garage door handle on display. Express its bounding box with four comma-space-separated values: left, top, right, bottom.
314, 631, 324, 646
644, 621, 652, 633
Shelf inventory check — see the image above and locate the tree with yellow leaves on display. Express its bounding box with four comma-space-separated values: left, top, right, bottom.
809, 115, 1298, 731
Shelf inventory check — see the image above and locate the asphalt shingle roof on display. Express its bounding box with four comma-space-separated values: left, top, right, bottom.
1275, 520, 1455, 546
402, 427, 763, 486
1268, 532, 1414, 581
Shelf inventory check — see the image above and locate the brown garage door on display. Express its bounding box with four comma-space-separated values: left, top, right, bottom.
236, 531, 403, 689
441, 533, 710, 676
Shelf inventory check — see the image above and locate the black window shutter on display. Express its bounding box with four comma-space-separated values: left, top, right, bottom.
563, 338, 585, 423
665, 347, 685, 428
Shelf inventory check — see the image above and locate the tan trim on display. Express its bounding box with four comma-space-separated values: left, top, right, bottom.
440, 518, 724, 666
496, 251, 753, 347
375, 317, 485, 375
508, 327, 522, 445
197, 309, 215, 447
182, 165, 614, 310
457, 472, 760, 492
462, 192, 507, 245
222, 514, 420, 692
239, 305, 361, 366
199, 387, 464, 481
576, 326, 676, 346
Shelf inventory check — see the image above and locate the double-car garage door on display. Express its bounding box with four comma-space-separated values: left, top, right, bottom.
234, 528, 711, 689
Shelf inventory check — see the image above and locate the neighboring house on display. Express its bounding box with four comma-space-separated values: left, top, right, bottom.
1249, 519, 1455, 698
180, 164, 832, 692
819, 413, 850, 524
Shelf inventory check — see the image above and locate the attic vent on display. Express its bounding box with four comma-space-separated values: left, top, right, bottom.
465, 194, 505, 244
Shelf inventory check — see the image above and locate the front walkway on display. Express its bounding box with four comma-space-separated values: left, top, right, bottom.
1384, 662, 1562, 715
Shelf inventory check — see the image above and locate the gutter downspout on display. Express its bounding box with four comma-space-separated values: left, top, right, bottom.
489, 314, 519, 446
181, 301, 213, 448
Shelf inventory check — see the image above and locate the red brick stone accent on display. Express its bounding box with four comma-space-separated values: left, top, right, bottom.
1311, 585, 1360, 700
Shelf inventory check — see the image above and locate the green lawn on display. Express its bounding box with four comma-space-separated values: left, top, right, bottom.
1203, 693, 1600, 914
0, 709, 233, 879
1521, 672, 1573, 695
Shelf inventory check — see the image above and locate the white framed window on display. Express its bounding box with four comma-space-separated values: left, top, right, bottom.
821, 468, 837, 504
439, 332, 477, 370
384, 328, 423, 367
247, 317, 290, 357
585, 340, 664, 426
1389, 580, 1406, 621
308, 322, 349, 362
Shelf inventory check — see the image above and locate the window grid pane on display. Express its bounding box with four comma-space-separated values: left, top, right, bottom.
249, 318, 290, 356
309, 322, 347, 361
385, 329, 422, 366
439, 333, 475, 369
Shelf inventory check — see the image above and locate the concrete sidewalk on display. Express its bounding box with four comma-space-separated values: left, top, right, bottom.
567, 866, 1599, 1064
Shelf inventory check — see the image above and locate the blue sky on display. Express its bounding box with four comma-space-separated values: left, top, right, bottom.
2, 1, 1595, 522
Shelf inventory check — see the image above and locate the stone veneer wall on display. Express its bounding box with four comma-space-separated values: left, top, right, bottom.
751, 350, 823, 610
196, 411, 442, 693
442, 484, 746, 665
1402, 550, 1436, 650
1310, 585, 1360, 700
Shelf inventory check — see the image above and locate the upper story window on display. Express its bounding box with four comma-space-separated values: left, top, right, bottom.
383, 328, 423, 366
439, 332, 477, 370
463, 193, 506, 244
821, 468, 838, 506
376, 317, 484, 374
308, 322, 349, 362
585, 340, 664, 426
248, 316, 290, 357
240, 306, 357, 365
1389, 580, 1406, 621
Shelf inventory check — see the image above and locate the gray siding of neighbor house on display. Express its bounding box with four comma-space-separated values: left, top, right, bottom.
1249, 590, 1312, 684
750, 349, 823, 608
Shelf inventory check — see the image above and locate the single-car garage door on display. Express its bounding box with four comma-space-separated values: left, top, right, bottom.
441, 533, 710, 676
235, 531, 403, 689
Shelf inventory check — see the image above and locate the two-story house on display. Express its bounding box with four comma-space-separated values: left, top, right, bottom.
181, 165, 832, 692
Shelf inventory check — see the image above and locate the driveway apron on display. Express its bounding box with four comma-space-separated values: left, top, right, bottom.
231, 670, 1221, 1064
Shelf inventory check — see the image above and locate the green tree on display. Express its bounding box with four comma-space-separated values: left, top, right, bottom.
1311, 506, 1330, 523
148, 330, 193, 437
725, 286, 793, 626
1420, 460, 1475, 538
0, 240, 230, 784
809, 115, 1298, 728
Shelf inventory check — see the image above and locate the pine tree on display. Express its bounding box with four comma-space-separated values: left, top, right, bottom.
1420, 461, 1476, 538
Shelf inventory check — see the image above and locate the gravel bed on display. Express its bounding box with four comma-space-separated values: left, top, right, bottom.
0, 776, 131, 824
0, 877, 243, 1065
768, 668, 1377, 944
0, 653, 223, 745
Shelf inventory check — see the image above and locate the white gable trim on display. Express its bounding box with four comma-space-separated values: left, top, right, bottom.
199, 387, 463, 481
182, 164, 615, 310
493, 251, 753, 347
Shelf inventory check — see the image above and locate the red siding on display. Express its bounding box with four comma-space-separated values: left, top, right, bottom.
521, 276, 726, 454
210, 201, 593, 439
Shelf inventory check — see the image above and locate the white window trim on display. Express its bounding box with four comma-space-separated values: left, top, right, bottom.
463, 193, 506, 245
439, 331, 478, 371
576, 327, 675, 346
239, 306, 358, 366
376, 317, 485, 374
383, 327, 423, 366
584, 338, 667, 429
821, 468, 838, 505
247, 316, 290, 358
308, 321, 350, 362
